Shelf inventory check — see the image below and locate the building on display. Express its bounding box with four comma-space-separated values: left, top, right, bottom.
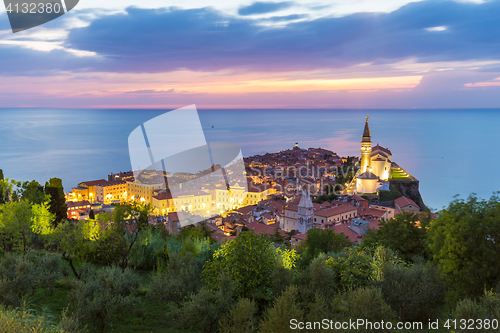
66, 200, 91, 220
100, 180, 128, 204
126, 170, 166, 204
350, 116, 393, 195
394, 196, 421, 212
151, 192, 175, 215
313, 205, 358, 227
297, 190, 314, 233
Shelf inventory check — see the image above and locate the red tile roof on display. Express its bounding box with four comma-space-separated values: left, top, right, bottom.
394, 196, 419, 209
245, 222, 286, 237
358, 207, 387, 219
314, 205, 358, 218
79, 179, 107, 187
333, 223, 360, 243
234, 205, 257, 215
350, 194, 367, 202
67, 200, 91, 208
372, 144, 392, 156
153, 192, 174, 200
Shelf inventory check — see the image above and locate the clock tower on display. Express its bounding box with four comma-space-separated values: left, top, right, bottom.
360, 116, 372, 173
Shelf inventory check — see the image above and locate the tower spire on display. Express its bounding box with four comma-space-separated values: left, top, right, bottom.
362, 116, 371, 142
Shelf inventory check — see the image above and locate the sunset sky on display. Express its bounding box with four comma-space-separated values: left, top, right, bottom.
1, 0, 500, 108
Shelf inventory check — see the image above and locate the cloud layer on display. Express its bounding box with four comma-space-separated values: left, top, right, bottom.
60, 0, 500, 74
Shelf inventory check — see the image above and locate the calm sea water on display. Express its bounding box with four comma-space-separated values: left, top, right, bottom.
0, 108, 498, 211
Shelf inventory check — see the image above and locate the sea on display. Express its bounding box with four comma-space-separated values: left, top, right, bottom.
0, 108, 498, 211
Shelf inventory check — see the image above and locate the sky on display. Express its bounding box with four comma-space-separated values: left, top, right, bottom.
1, 0, 500, 108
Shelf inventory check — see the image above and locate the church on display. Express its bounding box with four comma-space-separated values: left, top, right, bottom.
353, 116, 392, 194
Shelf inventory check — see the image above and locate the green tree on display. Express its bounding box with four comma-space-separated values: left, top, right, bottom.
0, 201, 33, 254
366, 211, 430, 261
0, 170, 3, 205
68, 266, 141, 333
53, 220, 97, 280
378, 263, 445, 322
0, 178, 21, 204
219, 298, 257, 333
269, 227, 285, 244
300, 228, 351, 264
0, 252, 63, 307
260, 285, 303, 333
452, 290, 500, 332
202, 231, 296, 300
44, 178, 67, 227
309, 253, 337, 300
147, 252, 203, 308
172, 274, 236, 333
325, 247, 373, 291
21, 180, 46, 205
179, 222, 214, 240
332, 286, 395, 332
428, 194, 500, 300
31, 201, 56, 236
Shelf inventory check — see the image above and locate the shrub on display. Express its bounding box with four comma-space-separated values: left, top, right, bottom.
171, 274, 236, 333
219, 298, 257, 333
68, 266, 141, 333
378, 263, 445, 322
0, 305, 84, 333
0, 252, 63, 307
260, 285, 303, 333
147, 252, 202, 307
332, 286, 395, 332
451, 290, 500, 333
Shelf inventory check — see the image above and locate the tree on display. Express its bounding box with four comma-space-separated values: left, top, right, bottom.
88, 209, 95, 220
428, 194, 500, 300
269, 227, 285, 244
44, 178, 67, 227
172, 274, 236, 333
0, 252, 63, 307
68, 266, 141, 333
300, 228, 351, 264
147, 252, 203, 308
378, 263, 445, 322
95, 202, 153, 271
219, 298, 257, 333
0, 178, 21, 204
366, 211, 430, 261
452, 289, 500, 332
54, 220, 98, 280
202, 231, 297, 300
332, 286, 395, 330
21, 180, 46, 205
309, 253, 337, 300
260, 286, 303, 333
0, 201, 33, 254
31, 201, 56, 236
326, 246, 373, 291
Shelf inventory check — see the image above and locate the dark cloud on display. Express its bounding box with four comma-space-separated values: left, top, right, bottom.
63, 0, 500, 73
3, 0, 500, 76
238, 1, 294, 16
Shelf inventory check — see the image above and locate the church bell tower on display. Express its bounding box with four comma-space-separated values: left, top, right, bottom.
360, 116, 372, 173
